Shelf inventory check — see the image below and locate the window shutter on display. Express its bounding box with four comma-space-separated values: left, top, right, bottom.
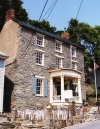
32, 77, 37, 95
43, 79, 48, 96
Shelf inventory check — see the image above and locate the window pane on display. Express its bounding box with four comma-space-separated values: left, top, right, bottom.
56, 43, 61, 52
56, 58, 61, 68
37, 35, 43, 46
36, 52, 43, 65
72, 62, 77, 70
72, 47, 76, 57
36, 79, 43, 95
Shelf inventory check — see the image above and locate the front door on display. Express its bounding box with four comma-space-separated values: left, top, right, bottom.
57, 86, 61, 100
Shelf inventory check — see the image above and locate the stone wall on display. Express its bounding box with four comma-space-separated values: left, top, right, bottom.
5, 26, 85, 110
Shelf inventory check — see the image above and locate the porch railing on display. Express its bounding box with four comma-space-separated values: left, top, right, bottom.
53, 95, 61, 101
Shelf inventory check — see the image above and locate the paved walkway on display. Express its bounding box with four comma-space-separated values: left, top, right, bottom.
64, 120, 100, 129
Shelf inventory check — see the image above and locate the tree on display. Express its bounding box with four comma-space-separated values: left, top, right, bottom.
0, 0, 28, 31
66, 18, 100, 69
28, 19, 57, 34
67, 18, 79, 43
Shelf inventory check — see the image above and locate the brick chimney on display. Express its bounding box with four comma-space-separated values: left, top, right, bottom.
61, 32, 69, 40
5, 8, 15, 22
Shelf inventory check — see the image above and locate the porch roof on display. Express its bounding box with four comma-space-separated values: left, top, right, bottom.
49, 68, 82, 78
0, 52, 8, 59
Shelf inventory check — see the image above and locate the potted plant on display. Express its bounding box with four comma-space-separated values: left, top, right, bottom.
73, 83, 78, 88
64, 80, 69, 90
45, 103, 52, 109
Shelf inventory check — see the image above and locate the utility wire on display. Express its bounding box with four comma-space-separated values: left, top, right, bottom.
39, 0, 49, 22
76, 0, 84, 19
46, 0, 58, 20
41, 0, 58, 21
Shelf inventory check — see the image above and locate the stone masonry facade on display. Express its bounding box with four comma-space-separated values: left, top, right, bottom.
4, 22, 85, 111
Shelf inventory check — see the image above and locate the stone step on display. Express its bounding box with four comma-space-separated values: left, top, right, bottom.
0, 114, 8, 122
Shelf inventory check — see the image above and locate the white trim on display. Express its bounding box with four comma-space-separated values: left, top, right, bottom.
35, 49, 45, 53
35, 77, 44, 96
56, 57, 63, 68
61, 75, 64, 102
55, 41, 63, 53
55, 54, 64, 59
36, 33, 45, 47
78, 78, 82, 103
72, 47, 76, 57
49, 69, 81, 79
50, 77, 53, 103
72, 61, 77, 70
36, 51, 44, 66
71, 60, 77, 63
35, 76, 45, 79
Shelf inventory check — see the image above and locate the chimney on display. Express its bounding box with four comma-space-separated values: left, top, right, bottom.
61, 32, 69, 40
5, 8, 15, 22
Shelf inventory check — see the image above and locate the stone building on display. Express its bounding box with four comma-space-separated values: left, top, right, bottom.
0, 9, 86, 112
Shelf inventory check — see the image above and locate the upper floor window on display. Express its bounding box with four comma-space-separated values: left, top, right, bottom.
71, 46, 76, 57
56, 57, 62, 68
55, 41, 62, 53
72, 62, 77, 70
36, 35, 44, 47
36, 51, 44, 66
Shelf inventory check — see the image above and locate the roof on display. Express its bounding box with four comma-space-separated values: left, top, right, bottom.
0, 52, 8, 59
49, 68, 82, 74
13, 18, 84, 50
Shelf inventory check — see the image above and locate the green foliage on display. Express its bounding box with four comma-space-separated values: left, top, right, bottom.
72, 100, 75, 106
67, 18, 100, 69
0, 0, 28, 31
28, 19, 57, 34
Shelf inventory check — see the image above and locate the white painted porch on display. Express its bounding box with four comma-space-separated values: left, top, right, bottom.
49, 68, 83, 105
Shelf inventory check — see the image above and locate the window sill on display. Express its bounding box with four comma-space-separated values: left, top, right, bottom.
36, 63, 44, 67
36, 44, 44, 48
55, 50, 62, 54
72, 56, 76, 58
35, 95, 44, 97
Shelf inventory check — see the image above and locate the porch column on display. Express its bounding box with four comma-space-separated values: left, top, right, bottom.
50, 77, 53, 103
78, 78, 82, 103
61, 75, 64, 102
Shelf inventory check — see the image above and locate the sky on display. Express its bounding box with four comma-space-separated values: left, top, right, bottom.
21, 0, 100, 31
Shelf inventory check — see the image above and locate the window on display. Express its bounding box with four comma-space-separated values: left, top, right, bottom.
71, 47, 76, 57
56, 58, 62, 68
55, 42, 62, 53
72, 62, 77, 70
32, 77, 47, 96
36, 51, 44, 66
36, 35, 44, 47
36, 78, 43, 95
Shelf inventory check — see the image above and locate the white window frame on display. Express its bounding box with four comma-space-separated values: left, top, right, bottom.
36, 34, 44, 47
55, 40, 62, 53
36, 51, 44, 66
71, 46, 76, 57
56, 57, 62, 69
72, 61, 77, 70
36, 77, 43, 96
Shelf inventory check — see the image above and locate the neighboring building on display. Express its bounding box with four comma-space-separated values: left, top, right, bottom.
0, 9, 86, 112
0, 52, 8, 113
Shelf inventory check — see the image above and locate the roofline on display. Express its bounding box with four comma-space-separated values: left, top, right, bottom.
12, 18, 84, 51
